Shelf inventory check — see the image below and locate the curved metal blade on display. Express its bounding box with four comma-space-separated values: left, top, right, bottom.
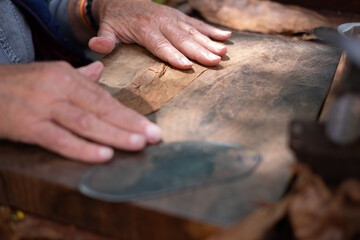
79, 141, 261, 202
314, 26, 360, 67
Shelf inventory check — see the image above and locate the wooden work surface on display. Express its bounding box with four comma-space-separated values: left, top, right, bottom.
0, 32, 341, 239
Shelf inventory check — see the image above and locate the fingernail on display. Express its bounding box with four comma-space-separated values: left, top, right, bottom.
214, 43, 226, 52
217, 30, 232, 36
98, 147, 114, 160
207, 53, 221, 61
130, 134, 146, 147
91, 61, 104, 73
88, 37, 97, 46
179, 57, 192, 66
146, 124, 162, 143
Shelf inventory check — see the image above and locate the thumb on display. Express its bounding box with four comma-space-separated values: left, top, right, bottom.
77, 61, 104, 82
88, 23, 117, 55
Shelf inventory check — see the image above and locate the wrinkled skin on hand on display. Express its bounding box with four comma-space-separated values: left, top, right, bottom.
90, 0, 232, 69
0, 61, 162, 163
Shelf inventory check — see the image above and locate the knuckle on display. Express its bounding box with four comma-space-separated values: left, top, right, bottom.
137, 24, 149, 34
188, 27, 198, 36
39, 61, 74, 86
177, 33, 189, 45
31, 124, 67, 149
161, 22, 172, 32
96, 87, 113, 103
59, 73, 73, 85
35, 63, 55, 81
153, 39, 170, 53
156, 12, 170, 23
95, 91, 117, 116
192, 18, 205, 29
152, 6, 171, 20
76, 112, 96, 131
52, 134, 69, 149
57, 64, 74, 83
133, 16, 151, 32
197, 21, 205, 28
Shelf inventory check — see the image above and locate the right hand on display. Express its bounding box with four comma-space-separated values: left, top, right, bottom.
0, 61, 162, 163
89, 0, 231, 69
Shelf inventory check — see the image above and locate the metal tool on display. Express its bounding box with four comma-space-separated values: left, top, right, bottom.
290, 24, 360, 184
79, 141, 261, 202
314, 24, 360, 145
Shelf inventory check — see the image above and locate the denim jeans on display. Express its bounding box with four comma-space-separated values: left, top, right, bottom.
0, 0, 35, 64
0, 0, 72, 64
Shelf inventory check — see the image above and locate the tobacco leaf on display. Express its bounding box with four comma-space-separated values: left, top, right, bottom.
188, 0, 333, 35
288, 165, 346, 240
100, 44, 208, 115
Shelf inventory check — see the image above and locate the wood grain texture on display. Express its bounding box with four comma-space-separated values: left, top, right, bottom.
0, 32, 341, 239
0, 205, 118, 240
0, 142, 220, 240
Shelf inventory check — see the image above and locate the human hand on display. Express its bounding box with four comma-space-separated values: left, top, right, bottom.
89, 0, 231, 69
0, 61, 162, 163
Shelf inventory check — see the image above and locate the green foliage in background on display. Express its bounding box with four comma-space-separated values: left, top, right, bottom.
152, 0, 165, 3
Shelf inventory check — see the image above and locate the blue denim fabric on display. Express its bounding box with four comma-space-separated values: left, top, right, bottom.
0, 0, 35, 64
13, 0, 89, 65
0, 0, 88, 65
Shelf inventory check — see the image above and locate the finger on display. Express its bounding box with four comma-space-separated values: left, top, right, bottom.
178, 21, 227, 56
89, 22, 117, 55
140, 30, 193, 69
161, 24, 221, 66
67, 79, 162, 144
185, 16, 232, 41
51, 102, 147, 151
98, 102, 162, 144
31, 121, 114, 163
77, 61, 104, 82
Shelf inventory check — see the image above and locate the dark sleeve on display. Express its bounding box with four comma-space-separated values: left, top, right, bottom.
48, 0, 79, 45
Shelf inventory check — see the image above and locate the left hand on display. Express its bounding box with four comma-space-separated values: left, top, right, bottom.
0, 61, 162, 163
90, 0, 231, 69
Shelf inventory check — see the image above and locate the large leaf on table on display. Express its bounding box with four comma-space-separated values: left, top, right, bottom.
189, 0, 332, 34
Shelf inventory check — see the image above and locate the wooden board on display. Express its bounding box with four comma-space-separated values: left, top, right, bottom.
0, 32, 341, 239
